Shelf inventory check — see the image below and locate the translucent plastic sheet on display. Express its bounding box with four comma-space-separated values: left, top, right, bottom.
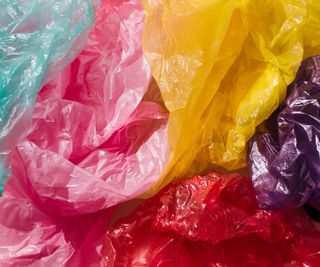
249, 56, 320, 211
27, 0, 168, 206
0, 0, 168, 264
0, 156, 115, 266
142, 0, 320, 193
104, 172, 320, 266
0, 0, 98, 192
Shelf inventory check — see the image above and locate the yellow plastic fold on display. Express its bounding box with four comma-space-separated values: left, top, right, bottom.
142, 0, 320, 194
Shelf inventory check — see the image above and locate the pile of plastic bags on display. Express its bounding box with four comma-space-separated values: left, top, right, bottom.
1, 0, 320, 266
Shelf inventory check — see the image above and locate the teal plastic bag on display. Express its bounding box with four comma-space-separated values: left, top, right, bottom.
0, 0, 97, 192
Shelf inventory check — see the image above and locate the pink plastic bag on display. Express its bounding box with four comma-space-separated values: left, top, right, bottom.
0, 159, 114, 266
19, 0, 168, 213
0, 0, 168, 265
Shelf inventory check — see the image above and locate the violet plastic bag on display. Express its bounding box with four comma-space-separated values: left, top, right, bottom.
249, 56, 320, 210
0, 0, 97, 192
0, 0, 168, 264
104, 172, 320, 266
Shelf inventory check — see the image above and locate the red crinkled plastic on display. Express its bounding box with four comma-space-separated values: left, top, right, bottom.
104, 173, 320, 267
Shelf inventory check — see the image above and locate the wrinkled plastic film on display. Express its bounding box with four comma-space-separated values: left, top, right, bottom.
24, 0, 169, 212
104, 172, 320, 266
0, 0, 98, 192
142, 0, 320, 194
0, 0, 169, 264
249, 56, 320, 211
0, 158, 115, 266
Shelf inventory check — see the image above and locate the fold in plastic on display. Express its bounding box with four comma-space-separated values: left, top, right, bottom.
29, 0, 168, 207
142, 0, 320, 194
0, 0, 98, 192
0, 160, 114, 266
0, 0, 168, 264
104, 172, 320, 266
249, 56, 320, 211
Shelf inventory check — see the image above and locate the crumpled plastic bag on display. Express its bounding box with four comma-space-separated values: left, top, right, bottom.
26, 0, 168, 208
0, 153, 115, 266
0, 0, 98, 192
104, 172, 320, 266
249, 56, 320, 211
0, 0, 168, 265
142, 0, 320, 194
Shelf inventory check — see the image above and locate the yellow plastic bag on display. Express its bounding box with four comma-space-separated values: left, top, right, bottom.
142, 0, 320, 194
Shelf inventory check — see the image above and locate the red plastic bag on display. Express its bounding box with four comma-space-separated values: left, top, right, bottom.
104, 173, 320, 266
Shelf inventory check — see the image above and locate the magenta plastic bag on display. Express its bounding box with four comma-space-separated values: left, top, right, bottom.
104, 172, 320, 266
249, 56, 320, 210
0, 0, 168, 264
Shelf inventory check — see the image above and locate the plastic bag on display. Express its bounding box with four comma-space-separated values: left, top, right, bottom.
142, 0, 320, 194
22, 0, 168, 209
0, 0, 168, 264
249, 56, 320, 211
0, 0, 97, 192
0, 152, 115, 266
104, 172, 320, 266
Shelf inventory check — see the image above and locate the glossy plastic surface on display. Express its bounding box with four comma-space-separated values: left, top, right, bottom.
0, 0, 97, 192
18, 0, 168, 212
0, 155, 115, 266
142, 0, 320, 194
0, 0, 168, 265
249, 56, 320, 210
104, 172, 320, 266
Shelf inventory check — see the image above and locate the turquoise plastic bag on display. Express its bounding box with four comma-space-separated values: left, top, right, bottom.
0, 0, 97, 192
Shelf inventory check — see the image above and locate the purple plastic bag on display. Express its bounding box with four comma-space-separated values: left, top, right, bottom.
249, 56, 320, 210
